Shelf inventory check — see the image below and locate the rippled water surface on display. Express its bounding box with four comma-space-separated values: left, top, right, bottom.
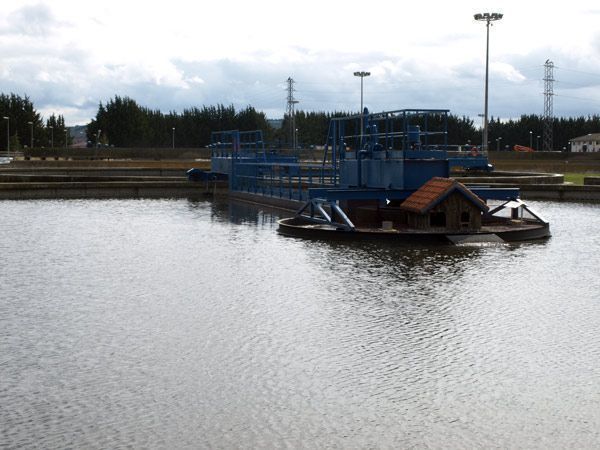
1, 198, 600, 448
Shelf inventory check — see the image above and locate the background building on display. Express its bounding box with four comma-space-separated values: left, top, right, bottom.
571, 133, 600, 152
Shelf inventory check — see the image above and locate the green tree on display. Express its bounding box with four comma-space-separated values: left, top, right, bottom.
0, 93, 41, 151
45, 113, 68, 148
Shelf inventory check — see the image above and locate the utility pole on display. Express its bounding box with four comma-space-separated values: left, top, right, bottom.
543, 60, 554, 152
286, 77, 299, 151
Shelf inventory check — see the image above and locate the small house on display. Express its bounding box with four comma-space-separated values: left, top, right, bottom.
570, 133, 600, 153
400, 177, 489, 231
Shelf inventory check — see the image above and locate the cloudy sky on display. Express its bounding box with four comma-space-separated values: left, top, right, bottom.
1, 0, 600, 125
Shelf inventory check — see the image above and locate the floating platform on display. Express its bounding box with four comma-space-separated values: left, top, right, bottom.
278, 215, 550, 244
278, 181, 551, 244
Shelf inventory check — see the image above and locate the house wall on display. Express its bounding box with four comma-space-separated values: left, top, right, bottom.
572, 138, 599, 153
406, 192, 482, 231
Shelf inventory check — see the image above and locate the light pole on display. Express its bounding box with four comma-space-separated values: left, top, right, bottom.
474, 12, 503, 153
28, 121, 33, 149
172, 127, 175, 149
529, 130, 533, 149
48, 126, 54, 148
3, 116, 9, 157
295, 128, 299, 151
477, 113, 484, 148
536, 135, 540, 151
64, 129, 68, 149
353, 71, 370, 147
496, 137, 502, 151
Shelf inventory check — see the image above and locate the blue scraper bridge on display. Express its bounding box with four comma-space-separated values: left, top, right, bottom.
208, 108, 517, 217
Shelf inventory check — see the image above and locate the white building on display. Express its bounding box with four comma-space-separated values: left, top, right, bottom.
571, 133, 600, 152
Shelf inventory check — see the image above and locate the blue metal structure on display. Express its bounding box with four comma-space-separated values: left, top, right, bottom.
208, 130, 295, 176
189, 110, 549, 241
194, 109, 510, 230
324, 108, 491, 190
198, 129, 337, 200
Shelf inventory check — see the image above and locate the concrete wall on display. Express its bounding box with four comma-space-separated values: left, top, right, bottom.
0, 179, 230, 200
520, 184, 600, 201
24, 147, 211, 160
488, 151, 600, 173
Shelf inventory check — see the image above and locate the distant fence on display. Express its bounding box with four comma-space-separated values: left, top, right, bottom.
22, 147, 325, 161
23, 147, 211, 160
488, 151, 600, 161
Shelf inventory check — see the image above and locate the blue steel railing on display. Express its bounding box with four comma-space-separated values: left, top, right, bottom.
231, 161, 337, 201
210, 130, 267, 160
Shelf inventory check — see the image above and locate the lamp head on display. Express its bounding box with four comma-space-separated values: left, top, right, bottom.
474, 12, 503, 22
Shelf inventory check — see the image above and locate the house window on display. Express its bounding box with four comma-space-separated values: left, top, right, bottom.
430, 212, 446, 227
460, 211, 470, 226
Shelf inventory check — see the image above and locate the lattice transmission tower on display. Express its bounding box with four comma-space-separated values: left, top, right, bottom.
286, 77, 299, 150
543, 60, 554, 151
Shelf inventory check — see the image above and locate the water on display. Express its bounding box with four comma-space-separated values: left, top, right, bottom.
1, 198, 599, 449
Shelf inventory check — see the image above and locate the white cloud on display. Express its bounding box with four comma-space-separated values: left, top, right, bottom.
491, 63, 526, 83
1, 0, 600, 125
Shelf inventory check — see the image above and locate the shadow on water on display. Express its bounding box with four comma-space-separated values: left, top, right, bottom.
186, 197, 282, 227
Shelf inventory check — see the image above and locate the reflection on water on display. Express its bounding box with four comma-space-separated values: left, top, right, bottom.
0, 198, 599, 448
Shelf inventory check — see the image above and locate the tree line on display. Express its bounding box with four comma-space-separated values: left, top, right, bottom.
86, 96, 271, 148
3, 92, 599, 151
0, 93, 69, 151
286, 111, 600, 151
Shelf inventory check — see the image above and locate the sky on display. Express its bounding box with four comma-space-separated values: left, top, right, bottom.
1, 0, 599, 126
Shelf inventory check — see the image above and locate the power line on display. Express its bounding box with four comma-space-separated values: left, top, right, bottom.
555, 93, 600, 105
555, 66, 600, 79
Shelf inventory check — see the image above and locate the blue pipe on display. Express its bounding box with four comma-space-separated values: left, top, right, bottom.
357, 149, 370, 187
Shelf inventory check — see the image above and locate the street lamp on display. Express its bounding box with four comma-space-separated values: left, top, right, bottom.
529, 130, 533, 149
48, 126, 54, 148
496, 136, 502, 151
353, 71, 370, 147
64, 129, 68, 149
172, 127, 175, 149
28, 121, 33, 149
474, 12, 503, 152
3, 116, 9, 157
536, 135, 540, 151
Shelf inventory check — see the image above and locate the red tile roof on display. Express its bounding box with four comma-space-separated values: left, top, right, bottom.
400, 177, 488, 214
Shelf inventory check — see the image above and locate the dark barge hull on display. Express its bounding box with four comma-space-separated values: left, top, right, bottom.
277, 217, 550, 244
